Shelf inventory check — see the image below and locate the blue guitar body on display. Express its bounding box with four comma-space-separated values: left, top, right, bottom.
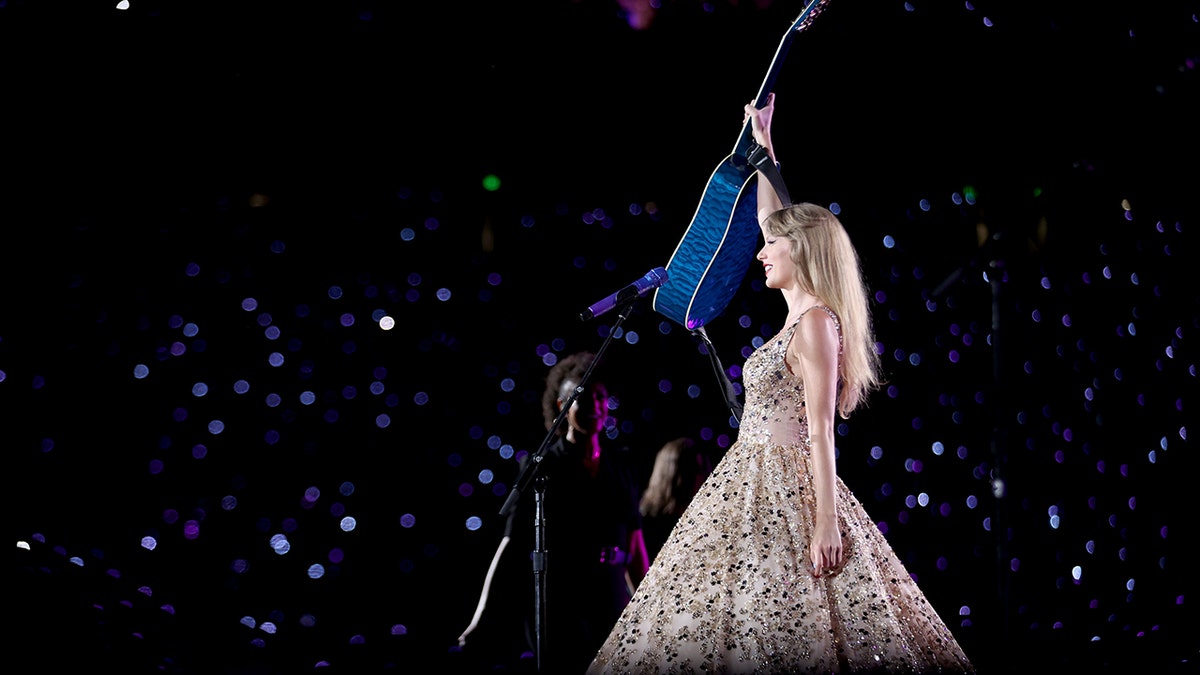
653, 0, 830, 330
653, 155, 761, 330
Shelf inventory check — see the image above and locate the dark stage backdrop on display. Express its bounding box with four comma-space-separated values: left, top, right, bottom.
5, 1, 1196, 673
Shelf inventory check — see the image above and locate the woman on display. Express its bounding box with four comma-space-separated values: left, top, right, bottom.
587, 93, 974, 673
639, 436, 713, 563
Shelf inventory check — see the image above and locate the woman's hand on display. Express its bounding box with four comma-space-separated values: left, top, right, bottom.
743, 91, 775, 150
810, 514, 843, 578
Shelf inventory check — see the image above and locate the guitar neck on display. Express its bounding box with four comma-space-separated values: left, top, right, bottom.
653, 0, 834, 330
734, 0, 831, 157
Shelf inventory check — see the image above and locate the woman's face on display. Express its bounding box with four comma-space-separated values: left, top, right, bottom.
757, 225, 795, 290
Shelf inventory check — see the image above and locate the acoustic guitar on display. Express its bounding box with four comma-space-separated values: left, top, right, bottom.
652, 0, 831, 330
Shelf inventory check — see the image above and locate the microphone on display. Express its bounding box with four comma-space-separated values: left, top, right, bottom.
578, 267, 669, 321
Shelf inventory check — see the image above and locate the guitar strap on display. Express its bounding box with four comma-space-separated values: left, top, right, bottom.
747, 140, 792, 207
694, 326, 744, 425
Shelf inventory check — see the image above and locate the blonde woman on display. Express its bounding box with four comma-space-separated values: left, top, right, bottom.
589, 93, 974, 674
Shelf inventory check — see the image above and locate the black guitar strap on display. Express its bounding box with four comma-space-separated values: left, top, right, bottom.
746, 140, 792, 207
693, 326, 744, 425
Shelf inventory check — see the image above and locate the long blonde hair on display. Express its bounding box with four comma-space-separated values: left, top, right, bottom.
763, 203, 881, 417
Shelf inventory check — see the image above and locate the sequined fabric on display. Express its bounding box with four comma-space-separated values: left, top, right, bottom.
588, 306, 975, 674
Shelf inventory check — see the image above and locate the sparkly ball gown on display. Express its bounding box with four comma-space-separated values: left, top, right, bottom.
588, 307, 975, 674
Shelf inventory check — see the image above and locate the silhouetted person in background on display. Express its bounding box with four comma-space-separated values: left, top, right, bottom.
458, 351, 649, 673
638, 436, 713, 563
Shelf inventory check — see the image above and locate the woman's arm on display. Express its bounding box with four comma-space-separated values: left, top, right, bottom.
745, 92, 784, 224
792, 308, 844, 577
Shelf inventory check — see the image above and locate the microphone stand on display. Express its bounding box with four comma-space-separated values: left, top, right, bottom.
933, 223, 1014, 671
498, 297, 636, 674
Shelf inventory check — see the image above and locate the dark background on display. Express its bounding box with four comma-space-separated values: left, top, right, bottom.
4, 0, 1197, 673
